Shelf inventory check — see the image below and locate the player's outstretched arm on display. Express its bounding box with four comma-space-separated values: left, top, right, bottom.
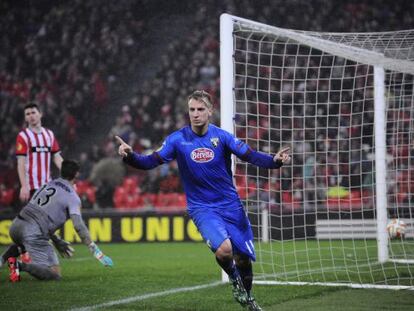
238, 146, 291, 169
70, 214, 114, 267
229, 132, 290, 169
115, 135, 163, 170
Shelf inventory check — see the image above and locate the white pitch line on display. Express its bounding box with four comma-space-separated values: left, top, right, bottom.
69, 281, 223, 311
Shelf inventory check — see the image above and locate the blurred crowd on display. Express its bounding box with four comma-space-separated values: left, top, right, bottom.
233, 49, 414, 213
0, 0, 413, 213
0, 0, 152, 209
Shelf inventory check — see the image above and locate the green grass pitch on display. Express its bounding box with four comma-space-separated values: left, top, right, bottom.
1, 242, 413, 310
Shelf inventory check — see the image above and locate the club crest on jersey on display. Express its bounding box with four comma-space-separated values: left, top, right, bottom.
191, 148, 214, 163
210, 137, 219, 148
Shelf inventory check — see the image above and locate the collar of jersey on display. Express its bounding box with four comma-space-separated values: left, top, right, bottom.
189, 124, 211, 137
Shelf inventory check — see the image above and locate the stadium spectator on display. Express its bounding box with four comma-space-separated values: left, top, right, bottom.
89, 154, 125, 209
77, 152, 93, 181
1, 0, 413, 211
115, 90, 291, 310
0, 0, 153, 208
2, 160, 113, 282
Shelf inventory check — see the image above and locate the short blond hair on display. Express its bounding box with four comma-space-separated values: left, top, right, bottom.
188, 90, 213, 109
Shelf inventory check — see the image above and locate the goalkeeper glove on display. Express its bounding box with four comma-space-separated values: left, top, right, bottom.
51, 236, 75, 258
88, 242, 113, 267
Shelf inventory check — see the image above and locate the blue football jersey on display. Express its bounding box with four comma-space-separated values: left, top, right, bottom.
156, 124, 249, 212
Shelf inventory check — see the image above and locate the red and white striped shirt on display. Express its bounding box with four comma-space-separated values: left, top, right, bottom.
15, 127, 61, 191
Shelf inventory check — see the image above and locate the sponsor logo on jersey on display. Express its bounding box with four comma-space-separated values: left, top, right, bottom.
210, 137, 219, 147
31, 146, 51, 153
190, 148, 214, 163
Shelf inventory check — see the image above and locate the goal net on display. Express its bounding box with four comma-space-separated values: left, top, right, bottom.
220, 14, 414, 289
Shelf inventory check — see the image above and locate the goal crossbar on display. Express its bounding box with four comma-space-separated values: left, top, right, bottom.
224, 14, 414, 75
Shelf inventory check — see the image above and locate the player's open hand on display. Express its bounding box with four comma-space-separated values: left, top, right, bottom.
274, 147, 291, 163
115, 135, 132, 157
53, 238, 75, 258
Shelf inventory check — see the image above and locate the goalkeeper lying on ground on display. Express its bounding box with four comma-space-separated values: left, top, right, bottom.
1, 160, 113, 282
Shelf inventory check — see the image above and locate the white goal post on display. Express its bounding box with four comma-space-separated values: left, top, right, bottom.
220, 13, 414, 289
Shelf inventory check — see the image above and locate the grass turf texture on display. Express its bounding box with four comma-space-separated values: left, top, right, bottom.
255, 239, 414, 286
0, 242, 413, 310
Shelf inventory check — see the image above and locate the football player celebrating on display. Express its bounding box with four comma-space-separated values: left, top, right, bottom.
115, 90, 290, 310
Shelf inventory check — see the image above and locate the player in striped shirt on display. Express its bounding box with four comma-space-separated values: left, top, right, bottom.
115, 90, 290, 311
16, 103, 63, 201
1, 103, 64, 267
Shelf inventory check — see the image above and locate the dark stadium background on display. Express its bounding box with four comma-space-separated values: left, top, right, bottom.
1, 0, 413, 217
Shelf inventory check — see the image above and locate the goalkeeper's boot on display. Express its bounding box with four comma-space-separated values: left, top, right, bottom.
246, 295, 263, 311
20, 251, 32, 264
8, 257, 21, 283
229, 275, 249, 306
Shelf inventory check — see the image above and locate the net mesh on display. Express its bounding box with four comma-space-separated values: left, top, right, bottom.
230, 19, 414, 287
